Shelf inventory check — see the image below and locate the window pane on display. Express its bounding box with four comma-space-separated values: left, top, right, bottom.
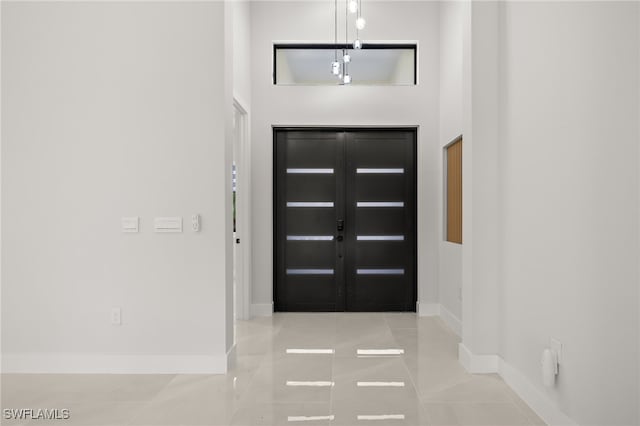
274, 44, 416, 86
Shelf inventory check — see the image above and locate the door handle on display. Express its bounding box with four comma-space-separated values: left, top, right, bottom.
337, 220, 344, 231
336, 235, 344, 242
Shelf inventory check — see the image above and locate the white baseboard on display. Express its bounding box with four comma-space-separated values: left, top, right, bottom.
1, 353, 229, 374
438, 304, 462, 337
498, 358, 576, 426
417, 302, 440, 316
458, 344, 576, 426
458, 343, 499, 373
251, 302, 274, 317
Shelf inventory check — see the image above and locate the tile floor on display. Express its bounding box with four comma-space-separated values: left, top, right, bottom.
1, 313, 545, 425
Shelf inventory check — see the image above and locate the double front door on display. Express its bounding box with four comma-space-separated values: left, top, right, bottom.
274, 128, 417, 312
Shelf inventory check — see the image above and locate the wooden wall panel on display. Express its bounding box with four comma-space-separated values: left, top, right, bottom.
446, 139, 462, 244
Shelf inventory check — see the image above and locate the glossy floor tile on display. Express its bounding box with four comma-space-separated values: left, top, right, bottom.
1, 314, 545, 425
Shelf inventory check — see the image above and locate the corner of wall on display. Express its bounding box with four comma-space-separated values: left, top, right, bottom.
439, 303, 462, 337
226, 343, 237, 372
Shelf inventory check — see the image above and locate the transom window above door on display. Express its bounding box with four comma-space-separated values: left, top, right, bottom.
273, 43, 417, 86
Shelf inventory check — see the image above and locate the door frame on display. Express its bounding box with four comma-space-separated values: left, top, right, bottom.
272, 126, 418, 311
233, 98, 251, 320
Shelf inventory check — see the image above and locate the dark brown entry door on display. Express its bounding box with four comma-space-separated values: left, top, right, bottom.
274, 128, 416, 312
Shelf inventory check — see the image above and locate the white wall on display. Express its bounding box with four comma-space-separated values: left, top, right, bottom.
460, 1, 640, 424
438, 0, 464, 332
233, 0, 252, 108
249, 0, 440, 315
0, 0, 4, 368
1, 1, 234, 373
498, 3, 639, 424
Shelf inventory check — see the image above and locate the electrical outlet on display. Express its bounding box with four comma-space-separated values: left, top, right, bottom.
191, 214, 200, 232
550, 338, 562, 365
111, 307, 122, 326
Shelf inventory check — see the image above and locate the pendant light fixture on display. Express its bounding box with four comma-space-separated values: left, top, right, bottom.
329, 0, 367, 84
343, 0, 351, 85
348, 0, 358, 14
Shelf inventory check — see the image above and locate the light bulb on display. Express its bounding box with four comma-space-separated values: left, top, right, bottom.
331, 61, 340, 75
354, 39, 362, 49
356, 16, 366, 30
343, 74, 351, 84
348, 0, 358, 13
343, 53, 351, 63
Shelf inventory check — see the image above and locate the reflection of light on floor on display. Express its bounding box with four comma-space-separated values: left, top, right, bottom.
357, 414, 406, 420
286, 381, 335, 387
356, 381, 405, 387
288, 415, 335, 422
286, 349, 335, 354
357, 349, 404, 357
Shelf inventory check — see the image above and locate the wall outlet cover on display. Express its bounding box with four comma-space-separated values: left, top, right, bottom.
191, 214, 200, 232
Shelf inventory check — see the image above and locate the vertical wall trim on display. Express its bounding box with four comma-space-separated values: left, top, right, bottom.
439, 303, 462, 336
233, 98, 252, 321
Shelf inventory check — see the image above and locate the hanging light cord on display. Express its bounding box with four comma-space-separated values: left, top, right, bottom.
344, 0, 348, 77
345, 0, 348, 47
356, 0, 361, 40
334, 0, 338, 61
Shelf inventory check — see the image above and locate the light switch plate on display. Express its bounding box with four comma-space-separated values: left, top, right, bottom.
121, 217, 139, 233
154, 217, 183, 233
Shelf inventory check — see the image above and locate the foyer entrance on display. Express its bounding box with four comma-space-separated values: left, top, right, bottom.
274, 128, 417, 312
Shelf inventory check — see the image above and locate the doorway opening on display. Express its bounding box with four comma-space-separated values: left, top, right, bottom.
233, 100, 251, 320
273, 128, 417, 312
